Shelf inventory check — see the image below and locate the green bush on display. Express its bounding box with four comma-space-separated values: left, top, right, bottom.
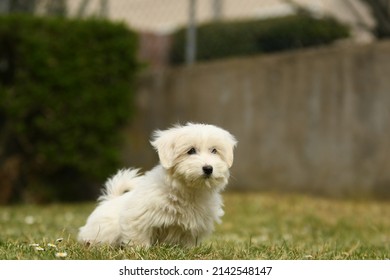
170, 14, 350, 64
0, 16, 139, 203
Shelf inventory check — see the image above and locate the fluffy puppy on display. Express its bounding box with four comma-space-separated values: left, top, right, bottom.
78, 123, 237, 247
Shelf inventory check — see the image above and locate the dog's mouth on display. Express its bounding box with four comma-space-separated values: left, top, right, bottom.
173, 165, 228, 189
182, 173, 217, 188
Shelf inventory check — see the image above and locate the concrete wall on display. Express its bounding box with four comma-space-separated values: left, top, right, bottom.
124, 41, 390, 198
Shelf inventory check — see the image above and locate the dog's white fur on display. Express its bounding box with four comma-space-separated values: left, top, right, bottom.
78, 123, 237, 247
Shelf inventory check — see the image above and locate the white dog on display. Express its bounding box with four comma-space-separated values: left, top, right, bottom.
78, 123, 237, 247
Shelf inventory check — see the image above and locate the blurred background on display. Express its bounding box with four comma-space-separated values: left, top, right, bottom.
0, 0, 390, 204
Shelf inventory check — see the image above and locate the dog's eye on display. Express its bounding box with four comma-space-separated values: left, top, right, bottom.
211, 148, 217, 154
187, 147, 197, 155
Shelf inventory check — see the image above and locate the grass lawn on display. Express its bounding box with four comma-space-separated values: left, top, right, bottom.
0, 192, 389, 260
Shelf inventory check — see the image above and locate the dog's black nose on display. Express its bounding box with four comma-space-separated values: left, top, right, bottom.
202, 165, 213, 176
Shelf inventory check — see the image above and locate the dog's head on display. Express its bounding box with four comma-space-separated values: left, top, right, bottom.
150, 123, 237, 189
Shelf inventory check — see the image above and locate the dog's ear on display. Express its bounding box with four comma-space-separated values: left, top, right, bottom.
222, 132, 238, 168
150, 129, 176, 169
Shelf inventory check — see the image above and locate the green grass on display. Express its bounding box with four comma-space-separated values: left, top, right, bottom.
1, 192, 389, 260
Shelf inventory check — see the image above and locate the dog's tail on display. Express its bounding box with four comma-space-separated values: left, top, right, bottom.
98, 168, 141, 202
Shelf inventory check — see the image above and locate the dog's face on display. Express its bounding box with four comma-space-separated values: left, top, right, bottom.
151, 123, 237, 189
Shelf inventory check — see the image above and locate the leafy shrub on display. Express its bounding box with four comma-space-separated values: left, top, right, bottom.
0, 16, 139, 203
170, 14, 350, 64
